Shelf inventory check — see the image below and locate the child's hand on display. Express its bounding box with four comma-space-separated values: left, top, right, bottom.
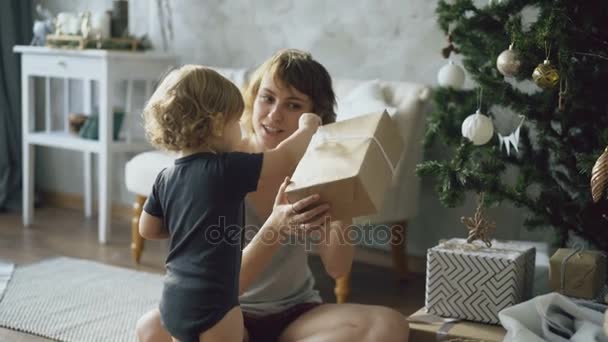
269, 176, 330, 237
298, 113, 322, 129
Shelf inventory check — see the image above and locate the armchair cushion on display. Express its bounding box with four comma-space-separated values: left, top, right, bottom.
334, 79, 431, 223
125, 151, 173, 196
336, 79, 397, 121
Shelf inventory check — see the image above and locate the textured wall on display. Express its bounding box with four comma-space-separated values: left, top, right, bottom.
29, 0, 547, 255
128, 0, 444, 85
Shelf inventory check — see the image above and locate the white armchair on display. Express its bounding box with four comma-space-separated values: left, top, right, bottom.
125, 67, 431, 301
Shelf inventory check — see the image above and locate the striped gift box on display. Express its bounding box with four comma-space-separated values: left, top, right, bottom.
425, 238, 535, 324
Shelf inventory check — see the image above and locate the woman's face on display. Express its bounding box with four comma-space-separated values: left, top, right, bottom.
252, 73, 314, 150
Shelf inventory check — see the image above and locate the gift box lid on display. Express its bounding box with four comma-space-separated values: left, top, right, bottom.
430, 238, 536, 261
550, 248, 606, 264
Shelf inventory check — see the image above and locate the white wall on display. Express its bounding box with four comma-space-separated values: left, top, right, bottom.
31, 0, 549, 255
129, 0, 444, 84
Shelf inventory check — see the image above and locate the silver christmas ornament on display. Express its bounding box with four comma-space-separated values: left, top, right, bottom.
496, 44, 522, 77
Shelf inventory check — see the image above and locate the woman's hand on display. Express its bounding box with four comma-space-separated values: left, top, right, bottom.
269, 176, 329, 238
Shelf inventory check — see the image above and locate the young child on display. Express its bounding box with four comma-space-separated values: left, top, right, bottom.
138, 65, 326, 342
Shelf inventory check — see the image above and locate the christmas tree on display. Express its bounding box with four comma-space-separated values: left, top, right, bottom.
416, 0, 608, 250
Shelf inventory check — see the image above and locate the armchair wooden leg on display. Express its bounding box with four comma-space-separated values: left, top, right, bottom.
391, 220, 410, 280
131, 195, 146, 264
334, 273, 351, 304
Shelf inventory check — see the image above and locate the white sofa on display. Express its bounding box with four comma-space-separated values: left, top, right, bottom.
125, 67, 431, 300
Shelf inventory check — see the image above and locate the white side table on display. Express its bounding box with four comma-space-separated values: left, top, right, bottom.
13, 45, 175, 244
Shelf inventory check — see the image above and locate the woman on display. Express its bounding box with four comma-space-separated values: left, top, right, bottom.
136, 49, 409, 342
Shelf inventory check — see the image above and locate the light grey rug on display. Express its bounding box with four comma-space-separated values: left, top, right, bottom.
0, 257, 162, 342
0, 259, 14, 303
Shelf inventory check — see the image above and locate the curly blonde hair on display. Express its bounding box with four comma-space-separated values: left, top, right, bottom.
242, 49, 336, 135
143, 65, 244, 151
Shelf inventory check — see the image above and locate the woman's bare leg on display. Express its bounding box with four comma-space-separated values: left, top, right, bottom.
278, 303, 408, 342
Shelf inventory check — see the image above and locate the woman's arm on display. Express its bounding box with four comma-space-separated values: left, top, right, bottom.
316, 219, 356, 279
139, 211, 169, 240
239, 223, 282, 295
240, 177, 329, 295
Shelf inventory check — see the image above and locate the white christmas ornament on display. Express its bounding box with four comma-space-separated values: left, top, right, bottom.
461, 109, 494, 145
437, 60, 465, 89
498, 115, 525, 156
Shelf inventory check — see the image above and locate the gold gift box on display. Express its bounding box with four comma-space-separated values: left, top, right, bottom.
549, 248, 607, 299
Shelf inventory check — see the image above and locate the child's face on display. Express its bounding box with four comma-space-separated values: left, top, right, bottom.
252, 73, 314, 149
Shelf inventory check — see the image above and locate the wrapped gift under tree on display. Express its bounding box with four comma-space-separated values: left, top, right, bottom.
549, 248, 607, 300
425, 195, 536, 324
408, 307, 506, 342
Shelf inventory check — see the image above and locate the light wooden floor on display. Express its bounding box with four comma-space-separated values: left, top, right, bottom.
0, 206, 425, 341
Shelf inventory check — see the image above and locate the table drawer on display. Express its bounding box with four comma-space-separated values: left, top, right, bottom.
22, 54, 103, 79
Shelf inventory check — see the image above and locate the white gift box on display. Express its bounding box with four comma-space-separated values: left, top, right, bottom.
425, 238, 536, 324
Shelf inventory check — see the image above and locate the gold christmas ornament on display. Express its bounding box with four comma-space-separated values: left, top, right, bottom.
591, 147, 608, 203
532, 59, 560, 89
496, 43, 522, 77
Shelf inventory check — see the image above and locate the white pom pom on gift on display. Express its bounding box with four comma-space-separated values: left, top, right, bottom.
461, 109, 494, 145
437, 60, 466, 89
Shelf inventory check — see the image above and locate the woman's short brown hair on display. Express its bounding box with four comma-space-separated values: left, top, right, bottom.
143, 65, 244, 151
242, 49, 336, 134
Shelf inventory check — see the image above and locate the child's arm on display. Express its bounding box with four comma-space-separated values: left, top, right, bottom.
259, 113, 321, 180
139, 211, 169, 240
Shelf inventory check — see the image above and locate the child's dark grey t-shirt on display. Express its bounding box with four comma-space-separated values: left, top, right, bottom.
143, 151, 263, 311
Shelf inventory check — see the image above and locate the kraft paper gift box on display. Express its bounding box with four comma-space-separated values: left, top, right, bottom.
408, 307, 506, 342
285, 111, 404, 220
549, 248, 607, 299
425, 238, 536, 324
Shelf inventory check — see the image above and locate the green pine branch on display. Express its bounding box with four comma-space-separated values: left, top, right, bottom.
419, 0, 608, 251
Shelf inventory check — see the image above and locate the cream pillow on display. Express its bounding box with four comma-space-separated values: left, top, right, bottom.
336, 80, 397, 121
